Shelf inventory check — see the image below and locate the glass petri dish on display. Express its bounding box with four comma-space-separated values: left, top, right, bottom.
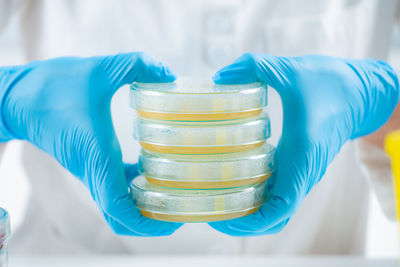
130, 176, 268, 223
139, 143, 275, 189
0, 208, 9, 267
130, 78, 267, 121
134, 112, 271, 154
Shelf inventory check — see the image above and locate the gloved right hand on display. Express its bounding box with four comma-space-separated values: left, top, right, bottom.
209, 53, 399, 236
0, 52, 183, 236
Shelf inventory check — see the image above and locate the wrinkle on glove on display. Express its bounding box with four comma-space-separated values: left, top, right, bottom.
209, 53, 399, 236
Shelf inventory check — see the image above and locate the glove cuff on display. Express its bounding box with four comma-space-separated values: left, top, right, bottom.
0, 66, 20, 142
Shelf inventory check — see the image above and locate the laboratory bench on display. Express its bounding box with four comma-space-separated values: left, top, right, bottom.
9, 256, 398, 267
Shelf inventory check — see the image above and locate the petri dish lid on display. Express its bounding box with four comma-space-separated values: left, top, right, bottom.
0, 208, 10, 242
134, 112, 271, 154
130, 77, 267, 121
139, 143, 276, 188
130, 176, 268, 222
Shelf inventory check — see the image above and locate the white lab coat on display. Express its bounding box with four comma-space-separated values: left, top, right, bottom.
0, 0, 397, 255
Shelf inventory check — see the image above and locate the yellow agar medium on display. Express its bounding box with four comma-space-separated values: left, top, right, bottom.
140, 141, 265, 154
140, 207, 259, 223
136, 109, 263, 121
145, 173, 271, 189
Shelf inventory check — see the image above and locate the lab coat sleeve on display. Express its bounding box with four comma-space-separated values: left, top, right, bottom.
356, 140, 396, 220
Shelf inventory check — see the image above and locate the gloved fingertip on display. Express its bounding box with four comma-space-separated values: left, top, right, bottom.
99, 52, 177, 91
165, 65, 178, 79
208, 221, 260, 237
159, 64, 177, 83
208, 210, 269, 236
261, 218, 290, 235
208, 222, 238, 236
106, 212, 182, 236
136, 61, 177, 83
212, 65, 258, 85
211, 71, 223, 84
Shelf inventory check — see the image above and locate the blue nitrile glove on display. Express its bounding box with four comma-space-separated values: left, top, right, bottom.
209, 53, 399, 236
0, 52, 182, 236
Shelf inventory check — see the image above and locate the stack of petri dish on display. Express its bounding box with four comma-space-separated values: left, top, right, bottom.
0, 208, 10, 267
129, 78, 275, 222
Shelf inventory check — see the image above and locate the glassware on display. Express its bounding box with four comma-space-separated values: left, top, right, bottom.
134, 113, 270, 154
130, 176, 268, 223
130, 78, 267, 121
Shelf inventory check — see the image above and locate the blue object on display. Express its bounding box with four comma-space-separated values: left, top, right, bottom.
0, 52, 182, 236
209, 53, 400, 236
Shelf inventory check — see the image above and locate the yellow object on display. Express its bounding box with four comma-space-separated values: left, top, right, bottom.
385, 130, 400, 221
140, 207, 259, 223
140, 141, 265, 154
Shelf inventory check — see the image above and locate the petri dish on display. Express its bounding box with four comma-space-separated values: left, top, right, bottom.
0, 208, 9, 267
130, 176, 268, 223
134, 113, 271, 154
130, 78, 267, 121
139, 143, 275, 189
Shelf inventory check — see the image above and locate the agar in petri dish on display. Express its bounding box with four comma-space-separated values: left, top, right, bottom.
139, 143, 275, 189
130, 176, 268, 223
134, 112, 271, 154
130, 78, 267, 121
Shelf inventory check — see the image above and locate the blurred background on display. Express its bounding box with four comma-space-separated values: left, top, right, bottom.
0, 0, 399, 260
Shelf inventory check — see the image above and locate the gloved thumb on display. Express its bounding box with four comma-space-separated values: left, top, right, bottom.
213, 53, 294, 93
96, 52, 177, 94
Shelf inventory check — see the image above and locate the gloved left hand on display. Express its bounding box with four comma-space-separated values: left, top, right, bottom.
209, 53, 399, 236
0, 52, 183, 236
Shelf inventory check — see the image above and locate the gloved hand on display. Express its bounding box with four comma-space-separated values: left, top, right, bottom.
0, 52, 182, 236
209, 53, 399, 236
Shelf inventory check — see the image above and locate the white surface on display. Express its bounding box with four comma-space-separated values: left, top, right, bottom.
8, 256, 398, 267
